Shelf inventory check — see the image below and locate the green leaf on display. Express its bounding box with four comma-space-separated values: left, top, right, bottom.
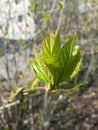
42, 30, 61, 67
33, 47, 53, 84
42, 30, 62, 85
9, 87, 24, 102
59, 82, 87, 91
30, 30, 84, 92
24, 77, 39, 95
70, 46, 82, 78
28, 77, 38, 89
62, 34, 77, 62
60, 34, 81, 81
30, 60, 48, 82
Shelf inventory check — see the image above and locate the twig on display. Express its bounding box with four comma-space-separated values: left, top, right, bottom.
0, 86, 46, 112
23, 86, 46, 93
0, 100, 19, 112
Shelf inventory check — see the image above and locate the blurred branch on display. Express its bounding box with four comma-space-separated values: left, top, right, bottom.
0, 86, 46, 112
0, 100, 19, 112
57, 0, 66, 30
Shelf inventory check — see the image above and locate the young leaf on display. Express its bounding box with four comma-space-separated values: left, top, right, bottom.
42, 31, 61, 66
30, 60, 48, 82
42, 30, 62, 85
30, 30, 84, 92
59, 82, 87, 91
31, 47, 53, 84
28, 77, 38, 89
70, 46, 82, 78
60, 34, 81, 81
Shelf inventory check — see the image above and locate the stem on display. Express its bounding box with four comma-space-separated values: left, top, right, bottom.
0, 86, 46, 112
23, 86, 46, 93
0, 100, 19, 112
16, 91, 24, 130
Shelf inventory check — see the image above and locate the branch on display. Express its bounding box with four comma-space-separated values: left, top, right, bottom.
0, 86, 46, 112
0, 100, 19, 112
23, 86, 46, 93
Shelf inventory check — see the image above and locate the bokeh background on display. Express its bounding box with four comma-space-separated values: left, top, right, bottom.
0, 0, 98, 130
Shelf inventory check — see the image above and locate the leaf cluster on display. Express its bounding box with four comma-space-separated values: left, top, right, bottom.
30, 30, 86, 91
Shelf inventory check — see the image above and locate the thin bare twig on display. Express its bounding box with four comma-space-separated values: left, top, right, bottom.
23, 86, 46, 93
0, 100, 19, 112
0, 86, 46, 112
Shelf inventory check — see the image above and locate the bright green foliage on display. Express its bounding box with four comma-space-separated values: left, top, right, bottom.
30, 30, 85, 91
42, 14, 50, 23
31, 2, 39, 11
57, 1, 63, 10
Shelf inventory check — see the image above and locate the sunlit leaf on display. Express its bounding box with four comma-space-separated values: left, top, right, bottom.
33, 47, 53, 83
30, 30, 84, 91
30, 60, 48, 82
42, 30, 61, 67
60, 34, 81, 81
42, 30, 62, 85
28, 77, 38, 89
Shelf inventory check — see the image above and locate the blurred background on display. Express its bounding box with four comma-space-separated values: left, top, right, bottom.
0, 0, 98, 90
0, 0, 98, 130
